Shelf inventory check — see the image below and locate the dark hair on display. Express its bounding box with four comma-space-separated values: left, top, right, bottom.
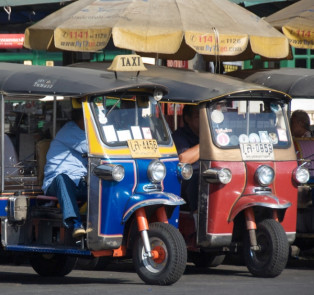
183, 105, 198, 125
72, 108, 84, 123
291, 110, 310, 131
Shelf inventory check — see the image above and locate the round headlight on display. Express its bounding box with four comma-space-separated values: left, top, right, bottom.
294, 166, 310, 184
178, 163, 193, 180
255, 165, 274, 186
148, 160, 166, 183
112, 165, 125, 182
218, 168, 232, 184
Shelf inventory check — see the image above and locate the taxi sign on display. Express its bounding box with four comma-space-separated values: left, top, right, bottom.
107, 54, 147, 72
128, 139, 161, 158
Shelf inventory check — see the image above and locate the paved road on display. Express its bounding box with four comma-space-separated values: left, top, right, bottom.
0, 258, 313, 295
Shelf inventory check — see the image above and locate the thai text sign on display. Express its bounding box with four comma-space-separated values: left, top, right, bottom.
0, 34, 25, 49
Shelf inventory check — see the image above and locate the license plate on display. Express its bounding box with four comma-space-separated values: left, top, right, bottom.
240, 143, 274, 160
128, 139, 161, 158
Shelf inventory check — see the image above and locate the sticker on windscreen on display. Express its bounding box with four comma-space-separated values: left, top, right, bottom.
249, 133, 260, 143
216, 132, 230, 146
239, 134, 249, 144
211, 110, 224, 124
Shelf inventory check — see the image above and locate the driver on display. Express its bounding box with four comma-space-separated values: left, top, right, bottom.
172, 105, 200, 212
42, 105, 88, 239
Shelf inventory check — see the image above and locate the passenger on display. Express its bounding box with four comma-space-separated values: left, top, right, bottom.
42, 106, 88, 239
172, 105, 200, 212
290, 110, 314, 205
290, 110, 312, 138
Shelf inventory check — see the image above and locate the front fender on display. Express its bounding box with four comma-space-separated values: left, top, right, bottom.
122, 192, 185, 223
228, 194, 291, 222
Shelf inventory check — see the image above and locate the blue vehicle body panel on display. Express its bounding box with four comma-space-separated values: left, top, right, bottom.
0, 198, 8, 217
4, 245, 92, 256
97, 157, 183, 237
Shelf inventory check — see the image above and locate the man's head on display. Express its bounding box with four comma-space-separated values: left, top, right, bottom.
183, 105, 199, 136
290, 110, 310, 137
72, 108, 85, 131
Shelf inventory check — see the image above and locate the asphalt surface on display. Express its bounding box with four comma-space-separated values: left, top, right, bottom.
0, 256, 313, 295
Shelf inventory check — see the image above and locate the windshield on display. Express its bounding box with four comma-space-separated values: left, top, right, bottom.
91, 95, 170, 146
208, 100, 291, 149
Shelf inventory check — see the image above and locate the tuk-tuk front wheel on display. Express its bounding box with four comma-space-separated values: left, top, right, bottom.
243, 219, 289, 278
30, 254, 77, 277
133, 222, 187, 285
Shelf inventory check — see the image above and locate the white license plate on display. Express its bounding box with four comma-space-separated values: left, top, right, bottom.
240, 143, 274, 160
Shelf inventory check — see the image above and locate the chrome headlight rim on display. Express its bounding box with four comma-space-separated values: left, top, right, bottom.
112, 164, 125, 182
147, 160, 166, 183
177, 163, 193, 180
93, 164, 125, 182
202, 167, 232, 184
255, 165, 274, 187
217, 168, 232, 184
293, 166, 310, 184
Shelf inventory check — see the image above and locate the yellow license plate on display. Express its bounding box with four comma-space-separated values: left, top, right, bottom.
128, 139, 161, 158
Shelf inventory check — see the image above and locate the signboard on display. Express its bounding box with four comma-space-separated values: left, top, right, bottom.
167, 60, 188, 69
0, 34, 24, 49
0, 0, 72, 6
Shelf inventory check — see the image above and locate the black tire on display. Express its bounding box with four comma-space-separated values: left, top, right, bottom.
30, 254, 77, 277
76, 256, 112, 270
133, 222, 187, 285
244, 219, 289, 278
190, 252, 225, 268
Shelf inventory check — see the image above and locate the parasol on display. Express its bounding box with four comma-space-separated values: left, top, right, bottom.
24, 0, 290, 61
266, 0, 314, 50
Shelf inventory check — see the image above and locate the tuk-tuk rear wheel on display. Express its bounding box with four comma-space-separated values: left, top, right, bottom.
132, 222, 187, 285
243, 219, 289, 278
76, 256, 112, 270
189, 252, 225, 268
30, 254, 77, 277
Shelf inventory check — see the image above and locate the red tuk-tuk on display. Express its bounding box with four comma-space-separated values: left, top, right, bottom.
236, 68, 314, 259
136, 66, 310, 277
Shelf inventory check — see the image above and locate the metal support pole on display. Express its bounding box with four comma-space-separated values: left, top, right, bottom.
174, 103, 178, 131
0, 94, 4, 191
52, 96, 57, 138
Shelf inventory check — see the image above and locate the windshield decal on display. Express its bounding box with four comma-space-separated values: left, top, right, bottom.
117, 130, 132, 142
131, 126, 142, 139
103, 125, 117, 143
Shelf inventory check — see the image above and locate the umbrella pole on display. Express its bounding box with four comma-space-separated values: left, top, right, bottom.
0, 94, 4, 191
213, 27, 222, 74
155, 53, 159, 66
